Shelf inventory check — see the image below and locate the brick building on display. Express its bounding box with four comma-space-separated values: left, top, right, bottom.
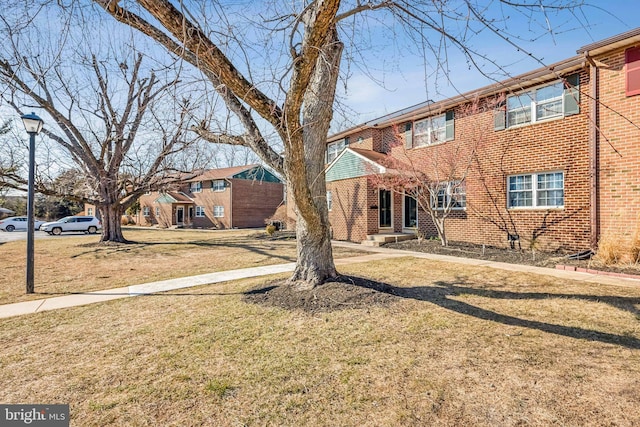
136, 164, 283, 229
325, 28, 640, 252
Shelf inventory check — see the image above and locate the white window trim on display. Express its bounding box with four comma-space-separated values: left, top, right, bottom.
507, 171, 565, 210
191, 182, 202, 193
155, 207, 160, 217
195, 206, 205, 217
414, 114, 446, 147
326, 138, 348, 163
327, 191, 333, 211
506, 80, 565, 128
143, 206, 150, 216
212, 180, 225, 192
213, 205, 225, 218
430, 181, 467, 211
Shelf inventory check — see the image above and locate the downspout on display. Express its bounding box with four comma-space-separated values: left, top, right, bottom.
584, 52, 599, 249
227, 178, 232, 229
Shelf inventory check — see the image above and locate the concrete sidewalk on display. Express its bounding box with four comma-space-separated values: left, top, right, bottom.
1, 243, 638, 320
0, 252, 406, 319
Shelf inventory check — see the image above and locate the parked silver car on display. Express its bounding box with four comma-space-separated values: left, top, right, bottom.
0, 216, 46, 232
40, 216, 102, 235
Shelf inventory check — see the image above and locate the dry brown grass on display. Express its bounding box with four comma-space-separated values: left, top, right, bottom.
0, 228, 365, 305
596, 231, 640, 267
1, 257, 639, 426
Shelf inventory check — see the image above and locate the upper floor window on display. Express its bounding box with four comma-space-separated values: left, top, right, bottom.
415, 114, 446, 146
508, 172, 564, 209
496, 74, 580, 130
406, 111, 454, 148
626, 46, 640, 97
190, 182, 202, 193
507, 82, 564, 126
143, 206, 150, 216
212, 180, 225, 191
326, 138, 348, 163
431, 181, 466, 210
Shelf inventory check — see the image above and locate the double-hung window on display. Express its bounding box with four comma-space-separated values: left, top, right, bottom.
191, 182, 202, 193
414, 114, 448, 147
326, 138, 348, 163
213, 206, 224, 218
498, 75, 580, 130
431, 181, 466, 210
143, 206, 150, 216
507, 83, 564, 127
508, 172, 564, 209
155, 207, 160, 217
326, 191, 333, 211
212, 180, 225, 191
195, 206, 205, 217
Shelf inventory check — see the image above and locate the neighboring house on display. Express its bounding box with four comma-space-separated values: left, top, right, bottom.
325, 28, 640, 252
137, 164, 283, 229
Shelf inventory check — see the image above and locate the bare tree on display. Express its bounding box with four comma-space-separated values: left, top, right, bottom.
0, 21, 201, 242
89, 0, 587, 287
369, 120, 481, 246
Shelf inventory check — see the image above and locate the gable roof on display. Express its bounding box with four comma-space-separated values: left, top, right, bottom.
154, 191, 194, 204
185, 164, 260, 182
184, 164, 282, 184
326, 148, 389, 182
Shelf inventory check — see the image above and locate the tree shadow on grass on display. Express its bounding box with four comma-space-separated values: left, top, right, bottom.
345, 275, 640, 349
70, 237, 296, 263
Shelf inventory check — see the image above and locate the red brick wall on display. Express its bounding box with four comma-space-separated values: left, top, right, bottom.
594, 46, 640, 244
138, 193, 176, 227
330, 70, 594, 251
230, 179, 284, 228
327, 176, 378, 241
188, 185, 232, 229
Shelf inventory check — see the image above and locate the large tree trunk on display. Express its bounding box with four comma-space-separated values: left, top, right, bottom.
97, 182, 128, 243
98, 203, 127, 243
286, 29, 343, 289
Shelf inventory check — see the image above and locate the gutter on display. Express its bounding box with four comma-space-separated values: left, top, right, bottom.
328, 55, 585, 142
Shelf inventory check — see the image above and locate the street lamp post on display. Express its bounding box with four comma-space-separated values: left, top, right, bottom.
21, 112, 44, 294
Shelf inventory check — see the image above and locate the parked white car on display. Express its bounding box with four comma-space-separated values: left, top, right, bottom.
40, 216, 102, 235
0, 216, 46, 232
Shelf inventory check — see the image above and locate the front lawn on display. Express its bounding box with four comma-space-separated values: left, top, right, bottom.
0, 228, 365, 305
1, 257, 639, 426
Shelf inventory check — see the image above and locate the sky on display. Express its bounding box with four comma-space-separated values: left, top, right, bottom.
335, 1, 640, 127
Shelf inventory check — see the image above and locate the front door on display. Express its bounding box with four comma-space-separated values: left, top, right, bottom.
379, 190, 392, 229
404, 194, 417, 229
176, 206, 184, 225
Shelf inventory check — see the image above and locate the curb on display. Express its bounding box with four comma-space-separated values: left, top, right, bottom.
555, 264, 640, 281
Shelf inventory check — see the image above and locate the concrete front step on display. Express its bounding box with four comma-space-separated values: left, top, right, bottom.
362, 233, 416, 246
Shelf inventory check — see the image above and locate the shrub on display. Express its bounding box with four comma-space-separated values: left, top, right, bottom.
265, 224, 277, 236
595, 233, 624, 265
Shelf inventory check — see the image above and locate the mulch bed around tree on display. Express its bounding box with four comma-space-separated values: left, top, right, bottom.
244, 276, 398, 314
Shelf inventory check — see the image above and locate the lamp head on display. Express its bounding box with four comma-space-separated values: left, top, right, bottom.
21, 112, 44, 134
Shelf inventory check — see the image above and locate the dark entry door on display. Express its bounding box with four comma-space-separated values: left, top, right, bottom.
176, 206, 184, 224
379, 190, 392, 228
404, 194, 417, 228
